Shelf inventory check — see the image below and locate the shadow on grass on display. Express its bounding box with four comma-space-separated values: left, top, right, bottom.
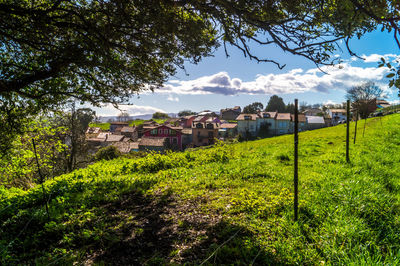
88, 192, 282, 265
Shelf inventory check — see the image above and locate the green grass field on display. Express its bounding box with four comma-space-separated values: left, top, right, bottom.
89, 119, 167, 129
1, 114, 400, 264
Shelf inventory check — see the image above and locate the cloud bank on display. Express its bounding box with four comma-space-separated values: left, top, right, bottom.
93, 104, 166, 117
159, 60, 393, 96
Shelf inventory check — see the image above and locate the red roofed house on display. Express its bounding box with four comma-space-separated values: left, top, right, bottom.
142, 125, 183, 150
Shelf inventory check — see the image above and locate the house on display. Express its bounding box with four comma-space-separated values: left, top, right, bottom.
219, 123, 238, 139
275, 113, 292, 135
181, 115, 196, 128
120, 126, 138, 141
181, 128, 193, 149
109, 122, 129, 132
257, 112, 277, 135
376, 99, 390, 108
290, 114, 307, 132
198, 110, 218, 117
306, 116, 326, 130
142, 124, 183, 150
303, 108, 323, 116
220, 106, 241, 120
328, 109, 347, 125
205, 116, 222, 125
236, 114, 258, 137
192, 122, 219, 146
139, 137, 167, 152
193, 115, 209, 123
112, 142, 139, 153
104, 134, 126, 143
86, 127, 101, 135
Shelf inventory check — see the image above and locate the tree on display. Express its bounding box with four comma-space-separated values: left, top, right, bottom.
266, 95, 286, 112
152, 112, 170, 120
347, 81, 384, 137
178, 110, 197, 117
285, 103, 295, 114
243, 102, 264, 114
117, 112, 130, 122
0, 0, 396, 154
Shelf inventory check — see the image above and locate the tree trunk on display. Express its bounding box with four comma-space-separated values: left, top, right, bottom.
354, 111, 358, 144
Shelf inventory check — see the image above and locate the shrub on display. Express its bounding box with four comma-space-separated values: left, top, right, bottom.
94, 146, 121, 161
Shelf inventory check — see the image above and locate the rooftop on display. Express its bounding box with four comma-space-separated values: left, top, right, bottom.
276, 113, 291, 120
139, 137, 166, 147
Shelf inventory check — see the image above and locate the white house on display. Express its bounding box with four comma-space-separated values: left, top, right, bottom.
328, 109, 347, 125
236, 114, 259, 137
306, 116, 326, 130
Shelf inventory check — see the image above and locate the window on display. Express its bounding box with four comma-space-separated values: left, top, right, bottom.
208, 131, 214, 138
278, 121, 286, 128
158, 129, 163, 134
164, 129, 168, 134
250, 125, 254, 130
173, 138, 178, 144
169, 129, 176, 135
151, 129, 157, 135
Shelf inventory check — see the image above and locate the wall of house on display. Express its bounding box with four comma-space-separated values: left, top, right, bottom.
143, 126, 182, 150
276, 120, 292, 135
221, 110, 240, 120
237, 120, 257, 136
192, 128, 218, 146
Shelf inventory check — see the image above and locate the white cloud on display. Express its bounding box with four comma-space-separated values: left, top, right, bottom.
91, 103, 166, 116
361, 53, 397, 63
157, 61, 391, 96
323, 100, 340, 105
167, 95, 179, 102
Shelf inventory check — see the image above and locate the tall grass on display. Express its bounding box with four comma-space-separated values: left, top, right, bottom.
1, 114, 400, 264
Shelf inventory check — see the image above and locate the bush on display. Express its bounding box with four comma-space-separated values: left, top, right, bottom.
94, 146, 121, 161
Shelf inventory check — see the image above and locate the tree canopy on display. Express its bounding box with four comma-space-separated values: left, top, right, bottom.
243, 102, 264, 114
347, 81, 384, 119
178, 110, 197, 117
1, 0, 399, 153
152, 112, 170, 119
266, 95, 286, 113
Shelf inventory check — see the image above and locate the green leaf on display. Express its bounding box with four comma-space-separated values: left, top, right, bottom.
386, 73, 395, 78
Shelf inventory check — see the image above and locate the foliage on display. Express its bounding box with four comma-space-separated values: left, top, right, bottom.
94, 146, 121, 161
347, 81, 384, 119
265, 95, 286, 112
152, 112, 170, 119
1, 112, 400, 263
0, 118, 68, 188
2, 0, 394, 155
116, 112, 130, 122
243, 102, 264, 114
89, 122, 110, 131
178, 110, 197, 117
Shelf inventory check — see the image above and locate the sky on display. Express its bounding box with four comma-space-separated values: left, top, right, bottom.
92, 30, 400, 117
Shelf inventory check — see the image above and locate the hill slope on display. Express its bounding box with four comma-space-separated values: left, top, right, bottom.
1, 115, 400, 265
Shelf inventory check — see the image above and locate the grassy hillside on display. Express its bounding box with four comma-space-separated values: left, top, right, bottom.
1, 115, 400, 265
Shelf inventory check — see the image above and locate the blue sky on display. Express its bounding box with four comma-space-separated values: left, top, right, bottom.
93, 30, 400, 117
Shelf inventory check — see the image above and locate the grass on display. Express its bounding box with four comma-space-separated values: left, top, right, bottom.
1, 114, 400, 264
89, 119, 167, 129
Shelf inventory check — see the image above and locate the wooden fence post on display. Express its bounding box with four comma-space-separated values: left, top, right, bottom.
294, 99, 299, 221
354, 110, 358, 144
346, 100, 350, 163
